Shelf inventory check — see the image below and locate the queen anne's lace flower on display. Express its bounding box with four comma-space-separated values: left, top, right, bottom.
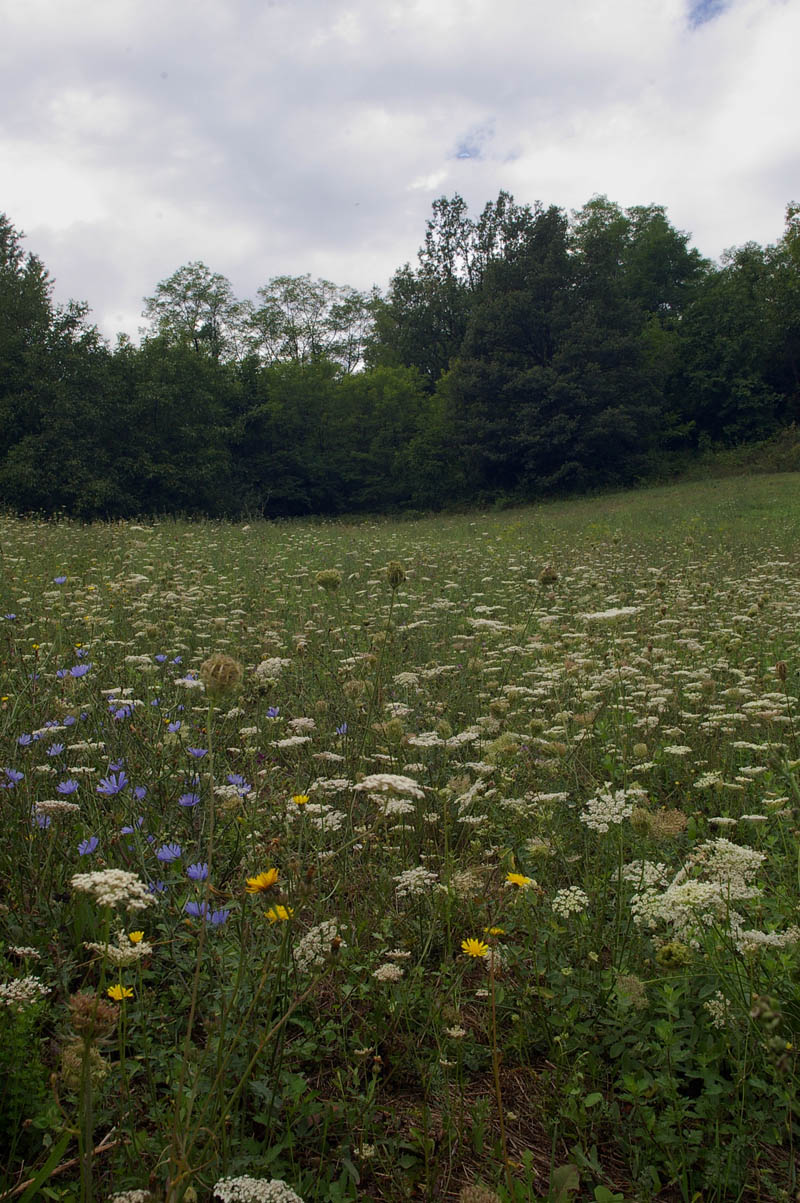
71, 869, 154, 912
213, 1177, 305, 1203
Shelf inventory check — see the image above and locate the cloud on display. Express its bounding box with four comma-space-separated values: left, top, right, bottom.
1, 0, 797, 341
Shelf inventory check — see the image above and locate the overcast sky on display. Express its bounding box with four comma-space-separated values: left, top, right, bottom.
1, 0, 797, 343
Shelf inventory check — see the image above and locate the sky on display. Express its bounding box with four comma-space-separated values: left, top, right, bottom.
1, 0, 798, 343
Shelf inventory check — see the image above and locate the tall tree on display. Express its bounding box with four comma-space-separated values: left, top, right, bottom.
248, 274, 373, 372
142, 262, 248, 361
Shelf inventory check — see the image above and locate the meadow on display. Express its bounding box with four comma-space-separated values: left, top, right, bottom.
1, 473, 799, 1203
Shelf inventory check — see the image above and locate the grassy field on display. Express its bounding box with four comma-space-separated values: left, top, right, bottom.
1, 473, 799, 1203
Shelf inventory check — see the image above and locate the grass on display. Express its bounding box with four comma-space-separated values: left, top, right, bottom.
0, 472, 799, 1203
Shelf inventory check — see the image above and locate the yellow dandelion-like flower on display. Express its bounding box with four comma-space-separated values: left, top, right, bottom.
506, 872, 534, 889
266, 905, 294, 923
245, 868, 280, 893
107, 984, 134, 1001
461, 938, 489, 958
128, 931, 144, 944
484, 926, 505, 936
292, 794, 309, 806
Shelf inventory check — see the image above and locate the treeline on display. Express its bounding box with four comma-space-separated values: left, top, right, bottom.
1, 194, 799, 519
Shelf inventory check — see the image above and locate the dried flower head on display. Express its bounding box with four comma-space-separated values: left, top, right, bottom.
315, 569, 342, 593
200, 653, 244, 696
68, 990, 118, 1039
60, 1039, 109, 1091
385, 561, 406, 589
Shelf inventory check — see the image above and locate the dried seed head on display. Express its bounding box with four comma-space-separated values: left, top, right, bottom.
60, 1039, 109, 1091
459, 1186, 502, 1203
775, 661, 788, 682
68, 991, 119, 1039
539, 562, 559, 585
315, 569, 342, 593
386, 561, 406, 589
200, 653, 243, 697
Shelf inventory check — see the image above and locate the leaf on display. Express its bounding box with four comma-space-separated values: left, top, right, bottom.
583, 1092, 603, 1108
18, 1130, 71, 1203
550, 1161, 580, 1203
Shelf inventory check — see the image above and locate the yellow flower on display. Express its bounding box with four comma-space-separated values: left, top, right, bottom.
484, 926, 505, 936
506, 872, 535, 889
266, 905, 294, 923
461, 938, 489, 958
292, 794, 309, 806
245, 868, 280, 893
128, 931, 144, 944
107, 984, 134, 1001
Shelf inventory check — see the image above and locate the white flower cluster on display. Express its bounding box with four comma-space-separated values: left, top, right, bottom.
734, 925, 800, 955
689, 838, 765, 896
254, 658, 291, 683
34, 799, 81, 815
631, 879, 736, 941
71, 869, 154, 912
704, 991, 735, 1030
621, 860, 670, 888
372, 962, 404, 982
108, 1191, 155, 1203
213, 1177, 305, 1203
85, 931, 153, 966
0, 974, 49, 1011
355, 773, 425, 799
580, 786, 639, 832
551, 887, 590, 918
393, 866, 439, 898
582, 606, 641, 622
379, 797, 416, 818
294, 919, 345, 974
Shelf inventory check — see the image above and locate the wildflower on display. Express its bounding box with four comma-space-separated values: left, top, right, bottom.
246, 868, 279, 893
213, 1177, 305, 1203
69, 663, 91, 678
178, 792, 200, 807
386, 561, 406, 588
156, 843, 182, 863
128, 931, 144, 943
552, 887, 590, 918
1, 768, 24, 787
292, 793, 309, 806
372, 963, 404, 982
107, 984, 134, 1001
78, 836, 99, 856
97, 771, 128, 796
356, 772, 425, 799
506, 871, 535, 890
315, 568, 342, 593
580, 785, 639, 833
294, 919, 345, 973
0, 975, 49, 1011
71, 869, 154, 911
187, 862, 209, 881
394, 866, 439, 898
57, 778, 80, 795
461, 938, 489, 958
266, 905, 293, 923
187, 747, 208, 758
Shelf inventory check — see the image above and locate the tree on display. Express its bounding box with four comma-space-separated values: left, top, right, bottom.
142, 262, 248, 361
248, 274, 373, 372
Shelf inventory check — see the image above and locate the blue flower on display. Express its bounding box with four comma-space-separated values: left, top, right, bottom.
133, 785, 147, 801
156, 843, 182, 863
155, 654, 167, 663
97, 771, 128, 796
57, 779, 80, 796
53, 576, 67, 585
227, 774, 252, 795
148, 880, 167, 894
120, 816, 145, 834
70, 664, 91, 678
17, 734, 32, 746
336, 722, 348, 735
183, 901, 228, 925
109, 760, 125, 772
78, 836, 99, 856
3, 614, 17, 621
210, 908, 231, 926
186, 862, 209, 881
187, 748, 207, 759
266, 707, 280, 718
47, 743, 65, 756
2, 768, 24, 788
178, 792, 200, 808
56, 668, 69, 679
64, 715, 77, 726
33, 812, 51, 829
168, 721, 182, 733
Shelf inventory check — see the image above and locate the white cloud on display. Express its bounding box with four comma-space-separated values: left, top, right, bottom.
0, 0, 797, 341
